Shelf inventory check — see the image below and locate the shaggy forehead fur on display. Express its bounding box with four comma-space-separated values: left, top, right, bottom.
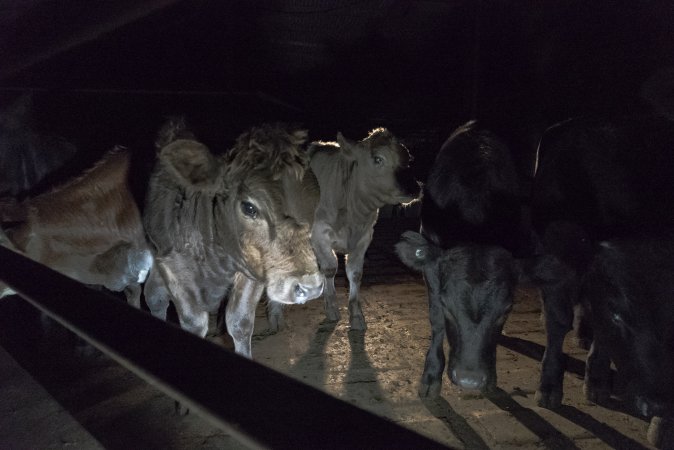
226, 123, 308, 182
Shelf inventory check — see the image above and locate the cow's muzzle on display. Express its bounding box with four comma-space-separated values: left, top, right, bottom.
293, 275, 324, 304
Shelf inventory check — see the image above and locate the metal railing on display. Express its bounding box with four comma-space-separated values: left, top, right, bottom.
0, 245, 449, 449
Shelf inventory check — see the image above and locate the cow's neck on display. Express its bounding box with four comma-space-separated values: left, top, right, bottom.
345, 162, 381, 222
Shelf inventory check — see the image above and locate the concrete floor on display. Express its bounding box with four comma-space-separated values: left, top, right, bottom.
0, 218, 658, 449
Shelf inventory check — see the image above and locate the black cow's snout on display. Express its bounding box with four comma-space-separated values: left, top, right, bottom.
451, 368, 487, 391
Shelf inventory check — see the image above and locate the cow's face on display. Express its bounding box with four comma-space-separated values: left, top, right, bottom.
338, 129, 420, 205
230, 176, 323, 305
396, 231, 515, 392
225, 125, 324, 305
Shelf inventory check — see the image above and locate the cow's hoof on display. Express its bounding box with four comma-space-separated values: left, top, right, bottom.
648, 416, 674, 449
583, 380, 610, 405
325, 305, 341, 322
419, 381, 442, 399
634, 395, 666, 418
349, 314, 367, 331
535, 388, 562, 409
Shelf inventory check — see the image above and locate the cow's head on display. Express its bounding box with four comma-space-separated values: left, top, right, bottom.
337, 128, 420, 206
396, 231, 515, 392
225, 124, 324, 303
154, 122, 323, 305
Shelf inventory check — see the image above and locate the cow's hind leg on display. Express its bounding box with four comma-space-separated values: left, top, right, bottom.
267, 300, 285, 332
583, 339, 612, 404
311, 224, 340, 322
536, 281, 575, 409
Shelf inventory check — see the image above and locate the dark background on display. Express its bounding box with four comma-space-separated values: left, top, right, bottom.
1, 0, 674, 185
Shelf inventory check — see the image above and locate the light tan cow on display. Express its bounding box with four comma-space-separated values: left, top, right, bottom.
0, 147, 153, 306
142, 120, 324, 357
269, 128, 420, 330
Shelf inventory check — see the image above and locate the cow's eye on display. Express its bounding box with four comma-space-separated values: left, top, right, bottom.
241, 201, 258, 218
373, 155, 384, 166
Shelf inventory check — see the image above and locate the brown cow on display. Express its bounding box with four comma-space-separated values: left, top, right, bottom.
0, 147, 152, 306
269, 128, 420, 330
142, 120, 324, 357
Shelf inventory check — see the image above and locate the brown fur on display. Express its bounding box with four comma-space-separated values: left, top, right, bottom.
226, 123, 308, 182
1, 146, 152, 306
143, 120, 322, 352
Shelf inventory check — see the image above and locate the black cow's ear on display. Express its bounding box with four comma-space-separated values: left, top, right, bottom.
395, 231, 438, 271
158, 139, 219, 187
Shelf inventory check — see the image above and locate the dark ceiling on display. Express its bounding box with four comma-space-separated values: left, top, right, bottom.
1, 1, 674, 176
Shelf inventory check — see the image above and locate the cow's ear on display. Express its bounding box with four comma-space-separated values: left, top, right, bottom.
336, 132, 357, 159
395, 231, 439, 271
158, 139, 219, 187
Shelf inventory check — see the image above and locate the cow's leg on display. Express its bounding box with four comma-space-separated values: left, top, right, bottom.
123, 283, 142, 309
322, 262, 339, 322
156, 260, 209, 337
226, 273, 265, 358
344, 230, 373, 330
267, 300, 285, 332
143, 267, 171, 321
345, 244, 368, 330
572, 303, 593, 350
419, 289, 446, 398
584, 339, 612, 404
536, 280, 575, 409
311, 222, 340, 322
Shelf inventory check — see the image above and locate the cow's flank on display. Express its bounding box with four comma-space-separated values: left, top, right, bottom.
1, 146, 151, 307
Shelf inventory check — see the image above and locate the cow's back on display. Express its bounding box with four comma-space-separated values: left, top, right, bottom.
309, 143, 351, 220
532, 115, 674, 240
421, 123, 524, 254
11, 149, 145, 254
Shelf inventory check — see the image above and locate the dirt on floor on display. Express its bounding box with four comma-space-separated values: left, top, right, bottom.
0, 218, 661, 449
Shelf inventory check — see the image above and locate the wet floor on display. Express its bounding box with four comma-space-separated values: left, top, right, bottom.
0, 218, 657, 449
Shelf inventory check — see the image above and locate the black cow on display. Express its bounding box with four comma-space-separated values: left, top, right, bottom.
396, 121, 526, 396
525, 113, 674, 410
581, 237, 674, 418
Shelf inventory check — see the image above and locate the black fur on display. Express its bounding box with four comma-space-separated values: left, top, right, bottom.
398, 121, 525, 395
526, 113, 674, 411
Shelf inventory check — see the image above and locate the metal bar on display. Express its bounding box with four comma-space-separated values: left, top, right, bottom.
0, 245, 449, 449
0, 0, 183, 81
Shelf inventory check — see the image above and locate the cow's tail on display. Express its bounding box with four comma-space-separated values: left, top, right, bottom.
155, 116, 197, 150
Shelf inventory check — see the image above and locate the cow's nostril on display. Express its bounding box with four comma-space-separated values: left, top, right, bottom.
295, 284, 307, 298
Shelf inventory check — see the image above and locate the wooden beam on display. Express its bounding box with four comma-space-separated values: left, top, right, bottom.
0, 0, 183, 82
0, 245, 450, 449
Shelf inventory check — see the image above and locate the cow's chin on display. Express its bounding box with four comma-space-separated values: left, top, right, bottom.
265, 273, 324, 305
